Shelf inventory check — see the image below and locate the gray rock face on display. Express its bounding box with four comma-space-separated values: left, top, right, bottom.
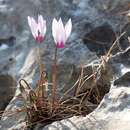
83, 24, 116, 56
39, 86, 130, 130
0, 0, 128, 79
33, 47, 130, 130
0, 74, 16, 111
0, 0, 130, 130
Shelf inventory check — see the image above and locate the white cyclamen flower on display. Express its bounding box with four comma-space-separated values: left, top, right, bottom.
27, 15, 46, 43
52, 18, 72, 48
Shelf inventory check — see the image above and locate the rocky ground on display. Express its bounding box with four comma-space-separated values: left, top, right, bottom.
0, 0, 130, 130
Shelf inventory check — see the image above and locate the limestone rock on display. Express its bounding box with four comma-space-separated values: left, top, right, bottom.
0, 0, 130, 130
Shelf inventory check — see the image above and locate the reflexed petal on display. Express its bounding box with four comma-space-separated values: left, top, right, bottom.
65, 19, 72, 40
38, 15, 46, 35
52, 18, 58, 43
38, 15, 43, 33
38, 15, 44, 26
43, 21, 47, 36
27, 16, 32, 27
58, 18, 66, 44
27, 16, 38, 38
31, 17, 39, 37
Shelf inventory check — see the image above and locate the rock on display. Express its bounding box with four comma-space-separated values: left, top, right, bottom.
37, 86, 130, 130
114, 72, 130, 86
0, 0, 130, 130
109, 47, 130, 69
0, 36, 16, 47
83, 24, 116, 56
32, 45, 130, 129
119, 23, 130, 51
0, 96, 26, 130
0, 54, 112, 130
82, 22, 130, 57
0, 74, 16, 111
0, 0, 127, 84
33, 47, 130, 130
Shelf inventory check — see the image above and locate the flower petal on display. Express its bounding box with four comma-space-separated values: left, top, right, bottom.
38, 15, 46, 36
27, 16, 32, 27
58, 18, 66, 44
52, 18, 59, 43
27, 16, 38, 38
65, 18, 72, 40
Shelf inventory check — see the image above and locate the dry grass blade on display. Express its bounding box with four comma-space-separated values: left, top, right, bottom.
106, 32, 126, 57
75, 65, 84, 95
59, 75, 89, 102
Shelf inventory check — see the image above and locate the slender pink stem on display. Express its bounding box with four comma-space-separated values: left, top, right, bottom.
36, 46, 45, 98
52, 46, 58, 107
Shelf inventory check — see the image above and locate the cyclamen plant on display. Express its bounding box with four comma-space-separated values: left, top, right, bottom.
27, 15, 47, 78
27, 14, 72, 108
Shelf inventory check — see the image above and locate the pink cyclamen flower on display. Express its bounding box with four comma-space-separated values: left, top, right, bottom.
27, 15, 46, 43
52, 18, 72, 48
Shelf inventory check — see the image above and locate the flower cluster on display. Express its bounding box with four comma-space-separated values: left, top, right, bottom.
27, 15, 72, 48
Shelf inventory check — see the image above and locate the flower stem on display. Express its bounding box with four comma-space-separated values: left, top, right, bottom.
51, 46, 58, 108
36, 46, 43, 74
36, 46, 45, 98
